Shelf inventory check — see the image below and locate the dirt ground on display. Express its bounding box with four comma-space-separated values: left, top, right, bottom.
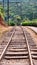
0, 26, 37, 45
0, 25, 13, 37
25, 26, 37, 45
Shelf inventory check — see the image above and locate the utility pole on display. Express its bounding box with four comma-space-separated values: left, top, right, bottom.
3, 0, 4, 9
3, 0, 5, 20
7, 0, 9, 25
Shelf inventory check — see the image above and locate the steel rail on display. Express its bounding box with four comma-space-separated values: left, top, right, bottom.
21, 27, 33, 65
0, 28, 15, 61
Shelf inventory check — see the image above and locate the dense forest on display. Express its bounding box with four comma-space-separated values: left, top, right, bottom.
0, 0, 37, 25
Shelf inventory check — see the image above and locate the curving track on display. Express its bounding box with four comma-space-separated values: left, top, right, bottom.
0, 26, 37, 65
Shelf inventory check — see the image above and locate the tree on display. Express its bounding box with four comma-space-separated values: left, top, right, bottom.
15, 15, 21, 25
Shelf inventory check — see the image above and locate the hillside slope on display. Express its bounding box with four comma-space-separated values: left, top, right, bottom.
0, 15, 6, 26
0, 15, 7, 36
0, 15, 12, 37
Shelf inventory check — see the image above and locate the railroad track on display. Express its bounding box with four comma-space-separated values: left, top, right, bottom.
0, 27, 15, 60
0, 26, 37, 65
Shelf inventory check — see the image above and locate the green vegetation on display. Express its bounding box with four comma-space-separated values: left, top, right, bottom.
9, 21, 15, 26
0, 1, 37, 26
14, 15, 21, 25
0, 6, 4, 19
21, 19, 37, 27
2, 1, 37, 24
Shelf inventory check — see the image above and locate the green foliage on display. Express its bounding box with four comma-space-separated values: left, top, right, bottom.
9, 21, 15, 26
0, 1, 37, 25
0, 6, 5, 20
14, 15, 21, 25
21, 19, 37, 27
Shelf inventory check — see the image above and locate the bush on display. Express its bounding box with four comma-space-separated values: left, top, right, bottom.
0, 6, 5, 19
21, 20, 37, 27
9, 21, 15, 26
